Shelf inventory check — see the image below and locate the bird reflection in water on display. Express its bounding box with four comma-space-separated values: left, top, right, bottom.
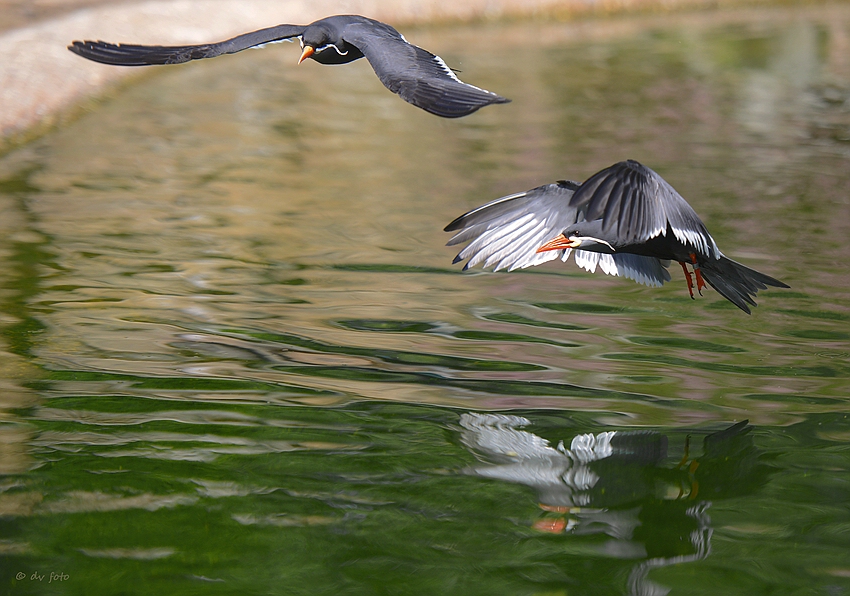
458, 413, 767, 596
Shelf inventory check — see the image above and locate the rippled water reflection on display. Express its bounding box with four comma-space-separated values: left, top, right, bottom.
1, 5, 849, 595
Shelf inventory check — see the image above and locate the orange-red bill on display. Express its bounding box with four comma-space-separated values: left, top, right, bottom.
535, 234, 571, 253
298, 46, 315, 64
532, 518, 567, 533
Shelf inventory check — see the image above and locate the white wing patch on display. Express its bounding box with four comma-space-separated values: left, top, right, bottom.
613, 254, 671, 287
670, 226, 716, 257
646, 221, 718, 261
432, 54, 462, 83
647, 226, 666, 240
574, 250, 605, 274
656, 179, 721, 258
252, 38, 297, 50
432, 55, 497, 96
574, 251, 623, 276
573, 251, 670, 287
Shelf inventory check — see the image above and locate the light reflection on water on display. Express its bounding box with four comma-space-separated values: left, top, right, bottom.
1, 4, 849, 595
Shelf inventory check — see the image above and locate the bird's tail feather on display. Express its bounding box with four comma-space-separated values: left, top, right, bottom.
700, 256, 788, 314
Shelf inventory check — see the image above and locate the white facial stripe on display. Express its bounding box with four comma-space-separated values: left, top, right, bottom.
579, 236, 615, 251
315, 43, 348, 56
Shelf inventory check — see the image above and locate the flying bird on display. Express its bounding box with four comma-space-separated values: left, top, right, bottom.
68, 15, 510, 118
445, 160, 788, 313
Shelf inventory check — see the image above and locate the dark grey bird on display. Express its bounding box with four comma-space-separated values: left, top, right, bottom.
68, 15, 510, 118
445, 160, 788, 313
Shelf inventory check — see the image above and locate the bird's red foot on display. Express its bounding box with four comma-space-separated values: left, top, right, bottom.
680, 262, 695, 299
689, 253, 706, 296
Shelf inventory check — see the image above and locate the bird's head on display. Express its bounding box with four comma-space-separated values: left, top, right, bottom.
299, 26, 343, 64
536, 227, 615, 254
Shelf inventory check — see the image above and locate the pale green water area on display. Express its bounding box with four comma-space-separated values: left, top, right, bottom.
2, 4, 850, 594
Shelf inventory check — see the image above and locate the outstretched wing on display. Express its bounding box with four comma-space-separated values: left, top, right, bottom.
569, 160, 720, 258
446, 179, 673, 286
68, 24, 306, 65
445, 181, 581, 271
341, 21, 509, 118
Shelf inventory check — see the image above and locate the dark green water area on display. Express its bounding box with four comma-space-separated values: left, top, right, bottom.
1, 4, 849, 595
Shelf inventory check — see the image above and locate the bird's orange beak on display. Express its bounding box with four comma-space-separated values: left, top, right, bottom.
298, 46, 315, 64
536, 234, 573, 253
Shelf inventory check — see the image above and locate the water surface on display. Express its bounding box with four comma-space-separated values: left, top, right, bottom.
1, 5, 849, 595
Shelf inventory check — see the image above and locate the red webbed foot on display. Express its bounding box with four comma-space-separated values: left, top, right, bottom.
679, 261, 695, 299
689, 253, 706, 296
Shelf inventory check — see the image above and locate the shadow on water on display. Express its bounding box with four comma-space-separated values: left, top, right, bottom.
1, 3, 850, 595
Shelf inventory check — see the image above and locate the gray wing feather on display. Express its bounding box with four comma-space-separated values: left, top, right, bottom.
574, 252, 672, 287
68, 24, 306, 66
445, 183, 580, 272
341, 22, 509, 118
570, 160, 720, 258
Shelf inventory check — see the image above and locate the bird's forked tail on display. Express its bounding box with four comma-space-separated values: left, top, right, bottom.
699, 255, 788, 314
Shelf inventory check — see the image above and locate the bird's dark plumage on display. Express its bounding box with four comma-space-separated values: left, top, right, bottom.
446, 160, 789, 313
68, 15, 510, 118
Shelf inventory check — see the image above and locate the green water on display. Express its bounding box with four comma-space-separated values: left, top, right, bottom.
1, 5, 849, 595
